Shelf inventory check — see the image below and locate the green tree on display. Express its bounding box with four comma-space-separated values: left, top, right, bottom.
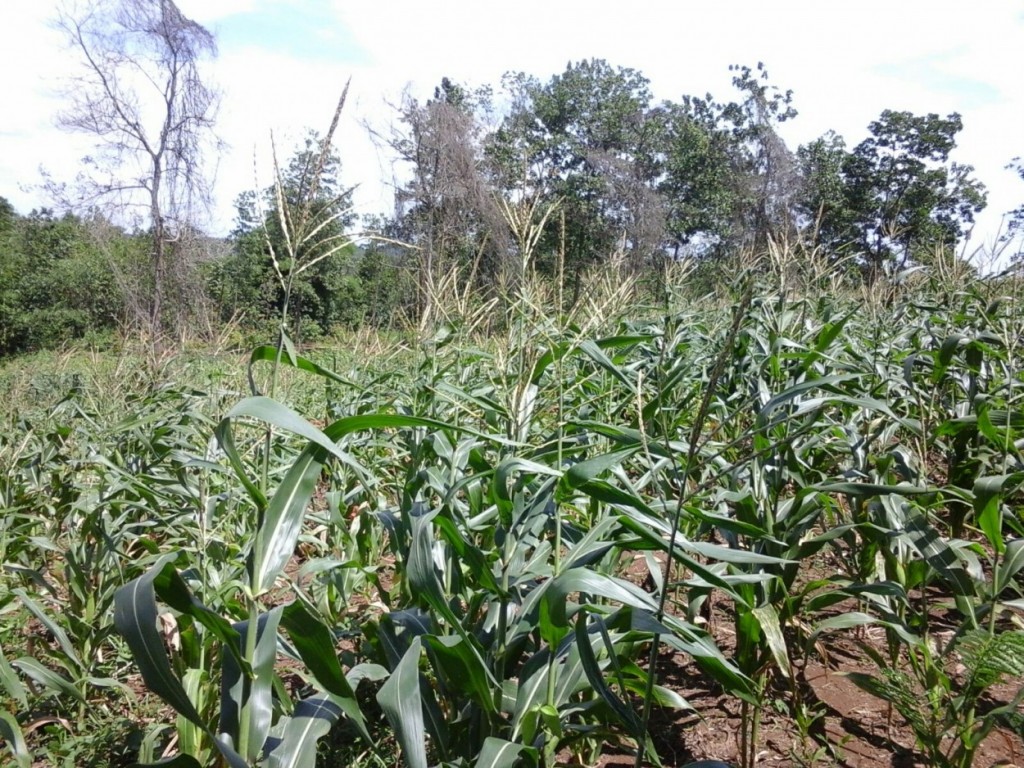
1005, 158, 1024, 262
797, 131, 856, 252
383, 77, 506, 322
489, 60, 665, 291
658, 95, 741, 257
721, 63, 800, 250
840, 111, 986, 279
659, 63, 799, 259
0, 205, 131, 354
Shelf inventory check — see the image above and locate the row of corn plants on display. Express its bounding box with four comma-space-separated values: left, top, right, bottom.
2, 145, 1023, 766
4, 267, 1022, 766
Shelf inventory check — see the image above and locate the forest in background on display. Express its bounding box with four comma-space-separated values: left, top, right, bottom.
2, 39, 1023, 356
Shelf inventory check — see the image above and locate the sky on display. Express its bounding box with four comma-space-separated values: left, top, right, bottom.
2, 0, 1022, 258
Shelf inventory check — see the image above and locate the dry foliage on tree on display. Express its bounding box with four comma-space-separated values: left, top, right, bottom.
53, 0, 220, 340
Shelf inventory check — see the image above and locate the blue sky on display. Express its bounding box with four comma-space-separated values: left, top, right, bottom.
2, 0, 1022, 258
216, 2, 368, 63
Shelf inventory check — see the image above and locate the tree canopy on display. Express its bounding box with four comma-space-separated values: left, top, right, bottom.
5, 47, 1014, 355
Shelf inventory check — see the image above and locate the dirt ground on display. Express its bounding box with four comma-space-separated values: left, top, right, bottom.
593, 554, 1024, 768
624, 642, 1023, 767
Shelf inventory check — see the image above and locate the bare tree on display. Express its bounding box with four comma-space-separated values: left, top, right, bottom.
54, 0, 220, 340
370, 80, 510, 326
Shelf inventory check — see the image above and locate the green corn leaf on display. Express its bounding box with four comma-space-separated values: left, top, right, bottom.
474, 737, 537, 768
407, 512, 458, 628
574, 615, 642, 736
561, 447, 638, 491
811, 481, 938, 498
0, 647, 28, 709
974, 473, 1024, 554
977, 408, 1024, 453
569, 420, 688, 458
280, 601, 369, 740
214, 417, 266, 509
10, 657, 84, 703
225, 396, 365, 476
178, 669, 208, 759
113, 556, 248, 768
237, 407, 512, 595
431, 513, 502, 594
809, 611, 919, 647
512, 660, 552, 738
935, 334, 968, 377
248, 344, 360, 394
578, 339, 636, 391
0, 709, 31, 768
406, 512, 498, 686
679, 540, 791, 566
658, 616, 755, 703
493, 456, 561, 525
901, 512, 976, 596
135, 556, 245, 669
13, 589, 82, 667
544, 568, 657, 628
575, 478, 659, 516
377, 637, 428, 768
220, 608, 281, 761
318, 412, 507, 445
265, 697, 343, 768
529, 333, 651, 385
511, 642, 589, 737
252, 447, 323, 595
424, 634, 498, 714
563, 515, 619, 570
433, 381, 510, 421
616, 513, 756, 604
995, 539, 1024, 595
751, 604, 790, 679
756, 374, 859, 426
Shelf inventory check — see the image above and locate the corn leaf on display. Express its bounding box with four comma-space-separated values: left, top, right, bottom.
377, 637, 428, 768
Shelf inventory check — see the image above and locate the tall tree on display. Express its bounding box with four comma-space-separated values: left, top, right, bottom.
0, 206, 132, 354
490, 60, 666, 287
1005, 158, 1024, 263
796, 130, 856, 252
383, 78, 507, 323
658, 95, 740, 257
54, 0, 220, 339
660, 63, 799, 258
722, 63, 801, 249
841, 111, 985, 278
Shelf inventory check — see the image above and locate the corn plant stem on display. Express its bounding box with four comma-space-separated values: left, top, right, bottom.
238, 595, 260, 761
261, 281, 292, 495
495, 566, 509, 681
553, 214, 565, 579
244, 249, 293, 757
740, 699, 749, 768
635, 282, 753, 768
545, 226, 567, 717
990, 298, 1019, 638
